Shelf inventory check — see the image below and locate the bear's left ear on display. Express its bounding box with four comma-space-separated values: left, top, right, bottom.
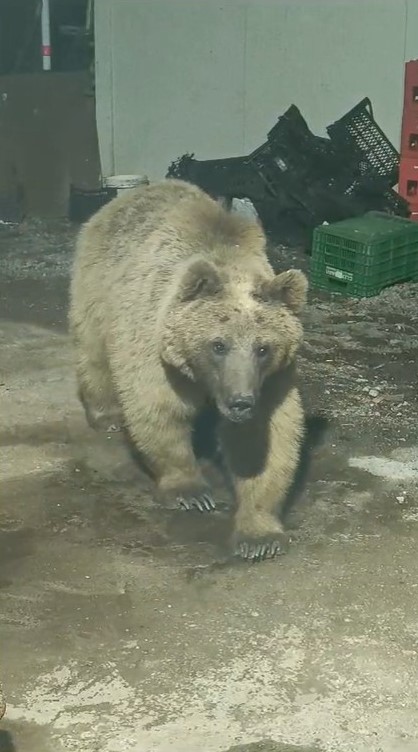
178, 259, 223, 302
261, 269, 308, 314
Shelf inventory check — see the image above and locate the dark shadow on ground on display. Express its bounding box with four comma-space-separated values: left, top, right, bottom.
283, 412, 330, 519
225, 742, 323, 752
0, 730, 17, 752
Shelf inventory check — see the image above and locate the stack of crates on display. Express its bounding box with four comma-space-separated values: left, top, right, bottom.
310, 211, 418, 298
399, 60, 418, 221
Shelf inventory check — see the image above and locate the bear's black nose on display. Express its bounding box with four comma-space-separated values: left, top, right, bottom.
227, 395, 255, 413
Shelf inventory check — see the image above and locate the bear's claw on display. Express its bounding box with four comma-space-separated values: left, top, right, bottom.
179, 493, 216, 513
235, 535, 288, 562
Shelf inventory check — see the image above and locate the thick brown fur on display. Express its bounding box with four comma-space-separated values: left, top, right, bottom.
69, 179, 308, 561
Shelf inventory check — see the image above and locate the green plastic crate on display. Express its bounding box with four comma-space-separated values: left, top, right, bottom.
310, 211, 418, 298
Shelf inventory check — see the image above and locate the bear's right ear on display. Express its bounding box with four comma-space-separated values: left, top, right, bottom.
177, 259, 223, 302
260, 269, 308, 314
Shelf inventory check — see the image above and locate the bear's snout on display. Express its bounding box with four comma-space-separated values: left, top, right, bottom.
224, 393, 256, 422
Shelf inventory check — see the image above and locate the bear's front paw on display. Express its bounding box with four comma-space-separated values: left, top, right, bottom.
158, 484, 216, 513
233, 531, 289, 562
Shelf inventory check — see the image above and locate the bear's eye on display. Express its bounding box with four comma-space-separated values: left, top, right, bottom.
256, 345, 270, 359
212, 339, 227, 355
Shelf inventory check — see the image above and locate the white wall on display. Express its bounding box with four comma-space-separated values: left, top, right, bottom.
95, 0, 418, 181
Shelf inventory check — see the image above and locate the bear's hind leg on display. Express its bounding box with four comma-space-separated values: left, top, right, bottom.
75, 342, 122, 432
221, 386, 304, 562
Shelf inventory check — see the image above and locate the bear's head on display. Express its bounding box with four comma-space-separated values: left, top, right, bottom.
160, 258, 308, 423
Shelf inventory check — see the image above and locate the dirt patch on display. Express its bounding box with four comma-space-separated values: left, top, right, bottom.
2, 220, 418, 752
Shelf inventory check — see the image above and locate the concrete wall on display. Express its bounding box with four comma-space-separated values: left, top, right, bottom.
95, 0, 418, 181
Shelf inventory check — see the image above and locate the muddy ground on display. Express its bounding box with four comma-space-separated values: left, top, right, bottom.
1, 219, 418, 752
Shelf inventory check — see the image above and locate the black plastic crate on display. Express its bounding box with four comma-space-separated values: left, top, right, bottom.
327, 98, 400, 185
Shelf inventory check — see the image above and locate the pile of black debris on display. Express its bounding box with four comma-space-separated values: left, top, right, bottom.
166, 98, 408, 247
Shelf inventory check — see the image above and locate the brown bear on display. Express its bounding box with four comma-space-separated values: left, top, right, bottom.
69, 179, 308, 562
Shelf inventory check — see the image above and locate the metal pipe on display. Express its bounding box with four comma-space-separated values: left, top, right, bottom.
41, 0, 51, 71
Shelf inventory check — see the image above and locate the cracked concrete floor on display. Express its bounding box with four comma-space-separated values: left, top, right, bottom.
1, 220, 418, 752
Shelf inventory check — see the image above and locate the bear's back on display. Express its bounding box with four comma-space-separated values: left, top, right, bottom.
72, 179, 269, 317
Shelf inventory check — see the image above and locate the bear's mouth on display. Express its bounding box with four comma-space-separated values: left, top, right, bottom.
218, 404, 255, 424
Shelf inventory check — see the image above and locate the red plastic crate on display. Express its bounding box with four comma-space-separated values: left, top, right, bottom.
403, 60, 418, 114
398, 157, 418, 200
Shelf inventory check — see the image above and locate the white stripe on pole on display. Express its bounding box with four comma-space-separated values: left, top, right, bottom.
41, 0, 51, 71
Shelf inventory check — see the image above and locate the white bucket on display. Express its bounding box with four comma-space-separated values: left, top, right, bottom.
103, 174, 149, 195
